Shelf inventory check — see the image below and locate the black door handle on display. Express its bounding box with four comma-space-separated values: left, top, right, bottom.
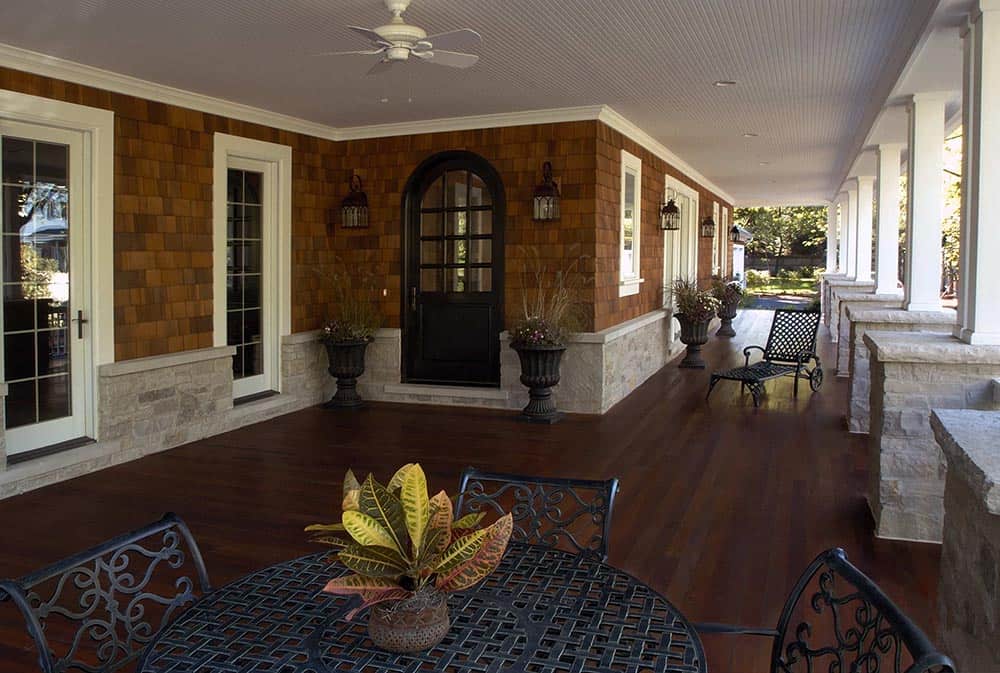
72, 309, 88, 339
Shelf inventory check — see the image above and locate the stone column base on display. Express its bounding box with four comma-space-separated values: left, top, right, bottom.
933, 409, 1000, 672
827, 280, 875, 342
846, 307, 955, 434
865, 331, 1000, 542
835, 293, 904, 376
820, 273, 848, 326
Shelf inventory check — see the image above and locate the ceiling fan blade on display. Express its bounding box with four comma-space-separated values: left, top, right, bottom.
313, 48, 387, 57
347, 25, 391, 47
424, 28, 481, 53
425, 50, 479, 69
366, 59, 394, 76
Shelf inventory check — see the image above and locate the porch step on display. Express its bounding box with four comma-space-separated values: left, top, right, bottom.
380, 383, 510, 409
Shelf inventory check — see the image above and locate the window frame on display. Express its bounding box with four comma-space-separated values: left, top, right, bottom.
619, 149, 643, 297
212, 133, 291, 399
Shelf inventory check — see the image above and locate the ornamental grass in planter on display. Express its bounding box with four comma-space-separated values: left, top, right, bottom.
318, 264, 383, 409
508, 247, 588, 423
669, 279, 720, 369
306, 464, 512, 653
711, 278, 745, 338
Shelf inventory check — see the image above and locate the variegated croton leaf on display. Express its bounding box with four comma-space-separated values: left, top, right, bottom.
400, 464, 430, 554
358, 474, 411, 558
437, 513, 513, 593
342, 469, 361, 512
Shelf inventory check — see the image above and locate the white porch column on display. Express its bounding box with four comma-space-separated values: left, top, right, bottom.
903, 92, 948, 311
875, 143, 904, 294
844, 181, 859, 278
836, 193, 848, 271
825, 201, 838, 271
855, 176, 875, 281
956, 1, 1000, 344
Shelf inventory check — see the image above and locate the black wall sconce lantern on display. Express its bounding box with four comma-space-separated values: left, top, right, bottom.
731, 224, 753, 244
532, 161, 561, 221
659, 198, 681, 231
341, 174, 369, 228
700, 215, 717, 238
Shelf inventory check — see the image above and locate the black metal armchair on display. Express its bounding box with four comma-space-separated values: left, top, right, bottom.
455, 468, 620, 562
694, 548, 955, 673
707, 308, 823, 407
0, 512, 211, 673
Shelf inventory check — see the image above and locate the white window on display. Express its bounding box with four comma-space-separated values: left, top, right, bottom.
720, 206, 730, 277
619, 150, 643, 297
712, 201, 721, 275
213, 134, 291, 399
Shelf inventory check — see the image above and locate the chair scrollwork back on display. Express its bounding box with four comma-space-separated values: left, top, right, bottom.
454, 468, 620, 562
0, 512, 211, 673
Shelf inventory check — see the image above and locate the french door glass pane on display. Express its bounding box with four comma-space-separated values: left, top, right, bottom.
1, 136, 72, 429
226, 169, 264, 380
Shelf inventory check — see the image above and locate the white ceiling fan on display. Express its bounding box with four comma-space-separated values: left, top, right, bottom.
317, 0, 482, 75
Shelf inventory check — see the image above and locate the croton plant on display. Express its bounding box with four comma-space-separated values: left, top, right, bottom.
306, 464, 512, 619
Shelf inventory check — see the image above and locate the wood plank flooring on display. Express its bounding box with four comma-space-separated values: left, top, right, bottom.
0, 310, 941, 672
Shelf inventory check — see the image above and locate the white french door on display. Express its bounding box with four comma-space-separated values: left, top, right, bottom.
664, 178, 699, 342
1, 121, 92, 454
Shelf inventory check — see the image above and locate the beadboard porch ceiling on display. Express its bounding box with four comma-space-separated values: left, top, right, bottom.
0, 0, 947, 205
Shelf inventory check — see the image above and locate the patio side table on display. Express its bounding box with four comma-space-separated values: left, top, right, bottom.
138, 542, 706, 672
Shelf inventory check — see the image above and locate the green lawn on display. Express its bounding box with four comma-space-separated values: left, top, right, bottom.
746, 276, 819, 296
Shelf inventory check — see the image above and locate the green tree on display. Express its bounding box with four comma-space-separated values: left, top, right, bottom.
735, 206, 828, 274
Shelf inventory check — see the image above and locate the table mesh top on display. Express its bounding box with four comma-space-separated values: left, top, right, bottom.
140, 543, 705, 673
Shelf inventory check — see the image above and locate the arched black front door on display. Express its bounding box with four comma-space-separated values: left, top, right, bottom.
402, 152, 505, 386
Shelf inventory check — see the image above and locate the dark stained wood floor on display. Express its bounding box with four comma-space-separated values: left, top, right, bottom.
0, 310, 941, 672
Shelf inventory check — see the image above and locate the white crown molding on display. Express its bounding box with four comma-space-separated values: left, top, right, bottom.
0, 42, 341, 141
334, 104, 606, 140
0, 41, 734, 203
596, 106, 734, 204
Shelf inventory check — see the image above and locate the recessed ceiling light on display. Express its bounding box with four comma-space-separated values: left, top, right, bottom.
743, 133, 758, 138
379, 97, 389, 103
714, 80, 737, 87
759, 161, 770, 166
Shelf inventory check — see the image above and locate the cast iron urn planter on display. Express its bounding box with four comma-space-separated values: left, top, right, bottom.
674, 313, 711, 369
324, 339, 370, 408
511, 343, 566, 423
716, 300, 739, 338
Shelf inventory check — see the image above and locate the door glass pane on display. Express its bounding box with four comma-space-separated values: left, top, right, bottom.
470, 211, 492, 235
420, 240, 442, 265
445, 170, 468, 208
2, 137, 72, 429
469, 173, 491, 207
446, 268, 466, 292
420, 268, 441, 292
420, 212, 442, 237
226, 168, 265, 381
446, 212, 467, 236
469, 268, 492, 292
421, 176, 443, 210
447, 239, 467, 265
470, 239, 491, 264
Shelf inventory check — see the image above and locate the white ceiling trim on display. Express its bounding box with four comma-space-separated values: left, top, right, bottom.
0, 40, 733, 203
0, 42, 342, 140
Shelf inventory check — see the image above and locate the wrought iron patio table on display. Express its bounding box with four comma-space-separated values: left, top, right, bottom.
138, 542, 706, 673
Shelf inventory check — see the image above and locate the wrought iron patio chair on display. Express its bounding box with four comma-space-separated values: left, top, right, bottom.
455, 468, 620, 562
0, 512, 211, 673
706, 308, 823, 407
694, 548, 955, 673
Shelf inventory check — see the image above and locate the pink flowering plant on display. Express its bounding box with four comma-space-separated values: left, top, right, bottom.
509, 246, 588, 348
318, 262, 383, 345
670, 278, 720, 324
711, 278, 744, 306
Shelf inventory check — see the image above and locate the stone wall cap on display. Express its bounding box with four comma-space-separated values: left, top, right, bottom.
846, 307, 956, 324
837, 293, 904, 303
99, 345, 237, 378
282, 328, 400, 346
863, 330, 1000, 364
931, 409, 1000, 515
827, 279, 876, 287
502, 308, 669, 345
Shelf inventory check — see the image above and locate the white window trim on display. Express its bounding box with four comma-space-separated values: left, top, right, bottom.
720, 205, 730, 277
619, 149, 643, 297
665, 176, 699, 285
212, 133, 292, 395
712, 201, 722, 275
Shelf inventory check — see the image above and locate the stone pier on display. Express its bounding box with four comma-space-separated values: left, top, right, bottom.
846, 308, 955, 434
835, 293, 904, 376
932, 409, 1000, 671
820, 273, 848, 326
828, 280, 875, 342
865, 331, 1000, 541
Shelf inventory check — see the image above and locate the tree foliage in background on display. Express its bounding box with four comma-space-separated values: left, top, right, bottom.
734, 206, 828, 273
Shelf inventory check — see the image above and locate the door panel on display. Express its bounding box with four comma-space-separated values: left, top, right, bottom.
1, 122, 90, 453
404, 154, 505, 386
